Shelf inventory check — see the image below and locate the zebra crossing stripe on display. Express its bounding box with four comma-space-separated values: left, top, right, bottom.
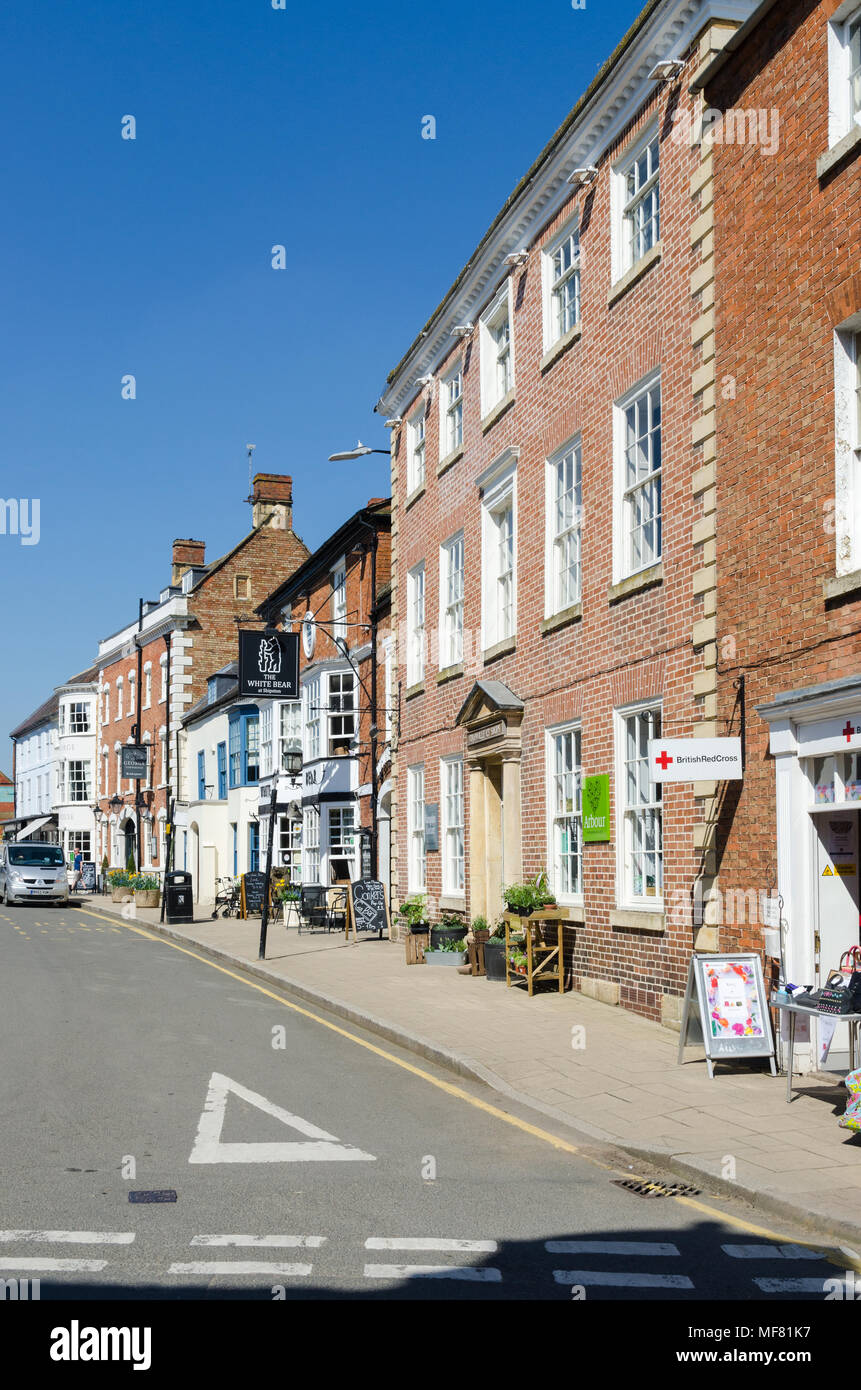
754, 1277, 834, 1294
364, 1264, 501, 1282
0, 1258, 109, 1272
546, 1240, 680, 1257
365, 1238, 497, 1253
553, 1270, 694, 1289
190, 1235, 325, 1249
0, 1231, 134, 1245
722, 1244, 823, 1260
169, 1261, 313, 1277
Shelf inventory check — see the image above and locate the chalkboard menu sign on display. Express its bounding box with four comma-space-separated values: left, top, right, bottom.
241, 871, 269, 918
80, 861, 97, 892
348, 878, 389, 938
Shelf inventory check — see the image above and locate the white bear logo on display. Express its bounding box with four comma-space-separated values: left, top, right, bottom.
258, 636, 282, 675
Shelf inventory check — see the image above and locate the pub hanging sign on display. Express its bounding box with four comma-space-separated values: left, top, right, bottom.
238, 631, 300, 700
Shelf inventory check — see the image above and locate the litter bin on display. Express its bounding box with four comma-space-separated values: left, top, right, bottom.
164, 870, 194, 924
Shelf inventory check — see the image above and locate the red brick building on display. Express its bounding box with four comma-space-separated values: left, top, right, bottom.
256, 500, 393, 896
698, 0, 861, 1068
377, 2, 759, 1022
95, 474, 308, 873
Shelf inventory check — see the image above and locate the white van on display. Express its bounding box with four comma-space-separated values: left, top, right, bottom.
0, 841, 69, 905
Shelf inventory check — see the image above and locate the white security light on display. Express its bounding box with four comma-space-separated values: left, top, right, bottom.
504, 250, 529, 267
648, 58, 684, 81
567, 165, 599, 187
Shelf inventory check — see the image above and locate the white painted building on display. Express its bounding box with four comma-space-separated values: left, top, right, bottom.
9, 665, 99, 862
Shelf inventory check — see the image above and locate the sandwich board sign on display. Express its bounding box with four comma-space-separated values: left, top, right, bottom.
648, 738, 742, 782
347, 879, 389, 940
678, 953, 776, 1079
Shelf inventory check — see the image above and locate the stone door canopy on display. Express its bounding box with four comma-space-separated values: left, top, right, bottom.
456, 679, 524, 761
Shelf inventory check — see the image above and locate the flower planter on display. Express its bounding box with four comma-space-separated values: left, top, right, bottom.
424, 950, 468, 968
430, 925, 466, 951
134, 889, 161, 909
110, 886, 133, 903
483, 941, 507, 981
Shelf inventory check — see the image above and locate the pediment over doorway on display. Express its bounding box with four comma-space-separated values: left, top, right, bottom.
456, 680, 524, 758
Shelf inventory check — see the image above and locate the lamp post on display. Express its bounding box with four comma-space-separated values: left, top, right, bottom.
327, 449, 390, 885
258, 749, 302, 961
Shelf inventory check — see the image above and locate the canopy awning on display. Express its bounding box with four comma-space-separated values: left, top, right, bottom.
15, 815, 54, 841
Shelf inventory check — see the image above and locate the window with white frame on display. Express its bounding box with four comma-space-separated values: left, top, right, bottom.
115, 748, 122, 795
160, 731, 167, 785
260, 705, 273, 778
828, 5, 861, 146
104, 685, 110, 724
615, 374, 662, 579
544, 222, 581, 348
407, 764, 426, 892
143, 664, 152, 709
56, 764, 65, 803
547, 440, 582, 614
548, 726, 582, 900
303, 805, 320, 884
159, 655, 168, 703
834, 324, 861, 573
329, 671, 356, 753
407, 406, 427, 494
68, 830, 91, 860
618, 705, 663, 905
115, 677, 123, 719
69, 700, 89, 734
441, 364, 463, 457
481, 463, 516, 649
331, 564, 347, 643
439, 533, 464, 669
278, 815, 302, 885
328, 805, 356, 882
304, 676, 321, 761
127, 672, 136, 718
279, 701, 302, 768
407, 563, 426, 686
383, 639, 393, 740
615, 129, 660, 279
441, 757, 465, 895
480, 286, 514, 417
144, 735, 153, 789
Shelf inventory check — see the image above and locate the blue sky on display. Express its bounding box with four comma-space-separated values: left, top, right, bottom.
0, 0, 643, 754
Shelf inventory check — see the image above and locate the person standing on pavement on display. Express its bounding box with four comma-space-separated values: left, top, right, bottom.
73, 847, 84, 893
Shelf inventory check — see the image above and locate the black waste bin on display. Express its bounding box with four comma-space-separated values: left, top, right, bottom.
164, 870, 194, 923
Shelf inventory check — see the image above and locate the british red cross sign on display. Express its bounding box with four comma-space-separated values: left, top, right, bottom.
647, 737, 743, 783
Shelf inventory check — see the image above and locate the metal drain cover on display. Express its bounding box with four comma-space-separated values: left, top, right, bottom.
613, 1178, 701, 1198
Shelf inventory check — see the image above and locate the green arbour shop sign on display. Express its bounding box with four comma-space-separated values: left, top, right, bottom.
582, 773, 611, 843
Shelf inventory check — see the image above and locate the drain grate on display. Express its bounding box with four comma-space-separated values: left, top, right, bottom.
613, 1178, 701, 1198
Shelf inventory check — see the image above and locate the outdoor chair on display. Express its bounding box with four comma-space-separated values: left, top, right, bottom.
298, 885, 330, 934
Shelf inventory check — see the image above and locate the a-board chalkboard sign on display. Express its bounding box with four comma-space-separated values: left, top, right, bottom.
347, 878, 389, 939
678, 952, 776, 1079
241, 871, 269, 918
80, 861, 97, 892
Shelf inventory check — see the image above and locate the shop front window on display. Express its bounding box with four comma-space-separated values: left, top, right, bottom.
813, 756, 836, 804
844, 753, 861, 802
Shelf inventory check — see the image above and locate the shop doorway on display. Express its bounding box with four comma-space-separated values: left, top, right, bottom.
813, 810, 860, 1072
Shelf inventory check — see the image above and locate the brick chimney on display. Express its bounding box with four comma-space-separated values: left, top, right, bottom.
252, 473, 293, 531
172, 538, 206, 585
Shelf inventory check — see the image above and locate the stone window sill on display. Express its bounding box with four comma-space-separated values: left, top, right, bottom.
405, 681, 425, 700
436, 662, 464, 685
480, 388, 516, 434
437, 446, 464, 478
824, 569, 861, 603
540, 324, 582, 373
482, 635, 516, 664
608, 561, 663, 604
817, 124, 861, 180
405, 483, 426, 511
607, 241, 662, 308
610, 907, 665, 934
438, 895, 467, 912
540, 602, 582, 635
552, 903, 585, 924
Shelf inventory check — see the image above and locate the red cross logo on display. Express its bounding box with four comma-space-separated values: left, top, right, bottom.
655, 750, 673, 771
844, 721, 855, 744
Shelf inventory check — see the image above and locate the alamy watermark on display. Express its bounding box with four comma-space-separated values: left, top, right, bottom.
671, 106, 780, 156
0, 499, 40, 546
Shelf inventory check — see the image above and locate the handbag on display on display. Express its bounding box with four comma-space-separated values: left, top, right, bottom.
817, 949, 861, 1015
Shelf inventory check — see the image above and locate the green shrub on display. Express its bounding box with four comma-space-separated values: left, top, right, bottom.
397, 894, 428, 928
130, 873, 160, 892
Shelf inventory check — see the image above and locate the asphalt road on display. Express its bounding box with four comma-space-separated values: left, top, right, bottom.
0, 899, 852, 1302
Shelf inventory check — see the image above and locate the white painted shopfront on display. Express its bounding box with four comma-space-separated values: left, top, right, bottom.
759, 676, 861, 1073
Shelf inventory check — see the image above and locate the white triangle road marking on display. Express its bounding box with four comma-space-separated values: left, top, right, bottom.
188, 1072, 376, 1164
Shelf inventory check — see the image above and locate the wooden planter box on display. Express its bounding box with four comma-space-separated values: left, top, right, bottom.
405, 929, 429, 965
502, 910, 565, 996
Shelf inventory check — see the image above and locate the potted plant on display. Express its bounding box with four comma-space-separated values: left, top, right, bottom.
126, 851, 136, 875
131, 873, 161, 909
502, 871, 557, 917
100, 855, 109, 894
107, 869, 133, 904
424, 936, 468, 968
483, 923, 509, 981
430, 909, 468, 952
274, 879, 301, 922
397, 894, 429, 936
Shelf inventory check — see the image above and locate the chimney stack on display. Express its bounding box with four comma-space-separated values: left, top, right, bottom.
252, 473, 293, 531
172, 538, 206, 586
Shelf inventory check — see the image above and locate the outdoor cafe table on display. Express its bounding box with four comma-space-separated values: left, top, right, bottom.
770, 995, 861, 1103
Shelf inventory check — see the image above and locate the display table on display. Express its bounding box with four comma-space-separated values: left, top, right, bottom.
503, 910, 565, 996
770, 995, 861, 1103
